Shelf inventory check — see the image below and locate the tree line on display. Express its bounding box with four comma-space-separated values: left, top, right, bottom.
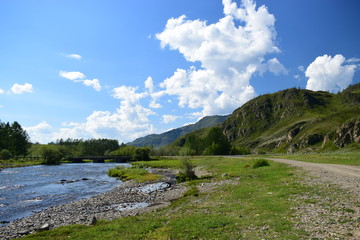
48, 138, 120, 156
0, 121, 30, 159
156, 127, 249, 156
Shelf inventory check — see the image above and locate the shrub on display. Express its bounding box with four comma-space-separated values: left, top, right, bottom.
176, 158, 198, 183
183, 186, 199, 197
0, 149, 12, 160
133, 147, 151, 161
252, 159, 270, 168
40, 147, 63, 165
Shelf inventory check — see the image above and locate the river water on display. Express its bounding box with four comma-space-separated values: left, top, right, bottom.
0, 163, 129, 224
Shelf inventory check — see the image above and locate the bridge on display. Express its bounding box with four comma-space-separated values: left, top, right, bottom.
66, 155, 132, 163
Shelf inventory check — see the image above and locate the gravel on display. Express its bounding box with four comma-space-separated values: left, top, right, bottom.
268, 158, 360, 239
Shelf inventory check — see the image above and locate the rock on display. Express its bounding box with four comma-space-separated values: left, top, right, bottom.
89, 216, 97, 225
18, 230, 30, 235
221, 173, 228, 178
40, 223, 51, 231
334, 118, 360, 147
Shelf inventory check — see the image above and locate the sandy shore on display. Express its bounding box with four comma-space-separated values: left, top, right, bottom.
0, 168, 187, 240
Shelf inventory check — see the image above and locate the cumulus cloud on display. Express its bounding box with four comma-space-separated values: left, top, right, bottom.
155, 0, 284, 116
66, 54, 82, 60
59, 71, 86, 81
162, 115, 179, 124
265, 58, 288, 75
145, 76, 155, 93
59, 71, 102, 91
0, 88, 4, 94
83, 79, 101, 91
305, 54, 357, 92
25, 121, 53, 143
11, 83, 34, 94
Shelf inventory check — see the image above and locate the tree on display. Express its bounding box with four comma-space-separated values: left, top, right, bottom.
40, 146, 63, 165
133, 147, 151, 161
0, 121, 30, 156
202, 127, 231, 155
0, 149, 12, 160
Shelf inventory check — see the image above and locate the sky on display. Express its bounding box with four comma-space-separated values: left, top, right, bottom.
0, 0, 360, 144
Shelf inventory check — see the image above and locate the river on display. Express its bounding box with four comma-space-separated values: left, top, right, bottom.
0, 162, 129, 224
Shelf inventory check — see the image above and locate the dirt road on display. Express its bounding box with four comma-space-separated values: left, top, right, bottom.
267, 157, 360, 198
228, 156, 360, 238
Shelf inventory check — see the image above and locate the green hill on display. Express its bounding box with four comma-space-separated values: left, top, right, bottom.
166, 84, 360, 154
127, 115, 229, 148
221, 84, 360, 153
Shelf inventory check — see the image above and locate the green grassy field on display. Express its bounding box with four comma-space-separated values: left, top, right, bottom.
268, 152, 360, 165
22, 156, 316, 240
107, 166, 162, 182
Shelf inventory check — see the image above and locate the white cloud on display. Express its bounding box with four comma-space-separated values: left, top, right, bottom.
66, 54, 82, 60
298, 66, 305, 72
0, 88, 4, 94
83, 79, 101, 91
112, 85, 147, 103
155, 0, 283, 116
59, 71, 86, 81
25, 121, 53, 143
145, 76, 154, 93
59, 71, 102, 91
62, 122, 81, 127
346, 57, 360, 63
11, 83, 34, 94
26, 79, 158, 143
265, 58, 287, 75
293, 75, 301, 80
162, 114, 179, 124
305, 54, 357, 92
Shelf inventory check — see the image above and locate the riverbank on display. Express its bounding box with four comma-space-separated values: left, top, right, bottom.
2, 156, 360, 239
0, 168, 186, 240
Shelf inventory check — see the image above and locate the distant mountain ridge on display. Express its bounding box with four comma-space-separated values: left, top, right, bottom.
127, 115, 229, 148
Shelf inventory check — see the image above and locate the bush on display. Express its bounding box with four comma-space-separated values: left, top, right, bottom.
133, 147, 151, 161
183, 186, 199, 197
176, 158, 198, 183
252, 159, 270, 168
40, 147, 63, 165
0, 149, 12, 160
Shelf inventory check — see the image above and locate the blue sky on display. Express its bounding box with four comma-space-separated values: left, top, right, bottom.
0, 0, 359, 144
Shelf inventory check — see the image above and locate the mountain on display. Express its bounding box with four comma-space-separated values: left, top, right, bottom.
127, 115, 229, 148
221, 83, 360, 153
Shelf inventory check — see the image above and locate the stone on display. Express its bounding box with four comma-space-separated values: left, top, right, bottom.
89, 216, 97, 225
40, 223, 51, 231
18, 230, 30, 235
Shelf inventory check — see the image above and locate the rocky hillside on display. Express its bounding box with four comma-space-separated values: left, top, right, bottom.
221, 83, 360, 153
128, 115, 229, 148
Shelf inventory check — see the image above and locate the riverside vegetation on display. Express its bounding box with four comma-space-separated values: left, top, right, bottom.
18, 155, 360, 239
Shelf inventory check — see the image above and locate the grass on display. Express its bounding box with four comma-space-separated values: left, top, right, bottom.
269, 152, 360, 165
132, 157, 184, 169
0, 158, 42, 168
107, 166, 162, 182
23, 156, 314, 239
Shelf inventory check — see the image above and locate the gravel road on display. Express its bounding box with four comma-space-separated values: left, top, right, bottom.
267, 157, 360, 198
